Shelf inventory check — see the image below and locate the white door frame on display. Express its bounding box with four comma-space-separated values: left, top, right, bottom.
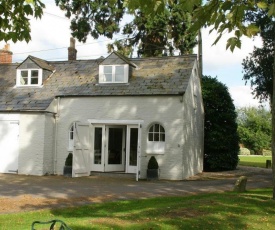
105, 125, 126, 172
89, 119, 143, 181
126, 125, 139, 174
91, 125, 105, 172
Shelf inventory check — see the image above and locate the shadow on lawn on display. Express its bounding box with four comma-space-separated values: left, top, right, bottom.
49, 190, 275, 230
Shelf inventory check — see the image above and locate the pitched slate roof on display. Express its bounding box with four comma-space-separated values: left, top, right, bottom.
17, 55, 55, 72
0, 54, 197, 111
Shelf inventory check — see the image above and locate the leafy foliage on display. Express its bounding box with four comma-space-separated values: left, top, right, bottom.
108, 2, 197, 57
237, 107, 271, 154
242, 5, 274, 104
65, 152, 73, 166
239, 148, 251, 155
147, 156, 159, 169
202, 76, 239, 171
0, 0, 45, 42
55, 0, 197, 57
55, 0, 125, 42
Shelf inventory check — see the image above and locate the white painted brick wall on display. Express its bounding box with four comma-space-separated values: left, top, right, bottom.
181, 67, 204, 179
55, 96, 186, 180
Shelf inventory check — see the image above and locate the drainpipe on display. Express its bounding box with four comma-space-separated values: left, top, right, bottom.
54, 97, 60, 174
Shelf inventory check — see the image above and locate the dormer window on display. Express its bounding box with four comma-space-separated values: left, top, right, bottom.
16, 69, 42, 86
99, 65, 129, 83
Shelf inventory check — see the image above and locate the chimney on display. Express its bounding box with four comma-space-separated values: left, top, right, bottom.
68, 37, 77, 61
0, 44, 13, 63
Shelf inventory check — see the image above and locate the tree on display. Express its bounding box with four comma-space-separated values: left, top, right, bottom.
55, 0, 197, 57
242, 5, 274, 104
242, 42, 273, 104
55, 0, 124, 42
237, 107, 272, 154
108, 3, 197, 57
0, 0, 45, 42
202, 76, 239, 171
187, 0, 275, 199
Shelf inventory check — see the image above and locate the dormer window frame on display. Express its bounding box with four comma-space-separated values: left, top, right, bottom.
16, 69, 43, 87
99, 64, 129, 84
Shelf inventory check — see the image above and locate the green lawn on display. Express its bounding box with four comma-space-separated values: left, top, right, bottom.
1, 189, 275, 230
239, 155, 272, 168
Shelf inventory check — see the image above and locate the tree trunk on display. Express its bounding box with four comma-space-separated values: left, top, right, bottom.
272, 23, 275, 199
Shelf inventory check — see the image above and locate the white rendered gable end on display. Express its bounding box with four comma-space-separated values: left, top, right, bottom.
99, 64, 129, 83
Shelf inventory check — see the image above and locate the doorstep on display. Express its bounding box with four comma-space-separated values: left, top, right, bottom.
90, 171, 136, 179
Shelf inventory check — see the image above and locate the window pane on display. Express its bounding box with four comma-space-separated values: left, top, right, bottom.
108, 128, 123, 164
160, 134, 165, 142
94, 128, 102, 165
104, 66, 112, 74
154, 133, 160, 141
31, 70, 39, 84
149, 126, 154, 132
103, 66, 112, 82
130, 128, 138, 166
104, 73, 112, 82
155, 124, 160, 132
20, 71, 28, 85
115, 66, 124, 82
160, 125, 165, 132
69, 125, 74, 140
148, 133, 153, 141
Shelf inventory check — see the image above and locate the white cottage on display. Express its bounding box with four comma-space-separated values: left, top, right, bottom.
0, 43, 204, 180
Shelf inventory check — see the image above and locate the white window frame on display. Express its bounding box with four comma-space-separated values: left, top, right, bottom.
16, 69, 42, 86
99, 64, 129, 83
146, 123, 165, 154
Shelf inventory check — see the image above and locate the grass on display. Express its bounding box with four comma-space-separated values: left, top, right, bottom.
0, 189, 275, 230
239, 155, 272, 168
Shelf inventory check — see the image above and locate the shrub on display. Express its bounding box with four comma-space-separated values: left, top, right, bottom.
262, 149, 272, 156
65, 153, 73, 166
239, 148, 250, 155
148, 156, 159, 169
202, 76, 239, 171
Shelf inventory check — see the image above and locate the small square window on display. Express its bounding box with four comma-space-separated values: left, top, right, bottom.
99, 65, 128, 83
17, 69, 42, 86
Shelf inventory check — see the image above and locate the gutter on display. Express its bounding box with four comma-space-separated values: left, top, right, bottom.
0, 110, 56, 114
53, 97, 60, 174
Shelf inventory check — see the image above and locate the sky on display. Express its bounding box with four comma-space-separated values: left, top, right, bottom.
0, 0, 268, 109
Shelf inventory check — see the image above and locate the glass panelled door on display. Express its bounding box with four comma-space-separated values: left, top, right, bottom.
126, 125, 139, 173
91, 124, 139, 173
105, 126, 125, 171
91, 126, 105, 171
